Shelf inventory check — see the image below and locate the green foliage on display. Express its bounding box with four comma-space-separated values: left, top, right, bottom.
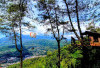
7, 4, 20, 13
7, 3, 27, 24
47, 51, 52, 56
48, 0, 55, 4
7, 4, 26, 14
0, 18, 3, 22
86, 22, 100, 33
96, 28, 100, 33
8, 44, 82, 68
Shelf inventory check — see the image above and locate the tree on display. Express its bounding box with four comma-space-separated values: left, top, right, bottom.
6, 1, 27, 68
35, 0, 70, 68
63, 0, 89, 68
63, 0, 100, 68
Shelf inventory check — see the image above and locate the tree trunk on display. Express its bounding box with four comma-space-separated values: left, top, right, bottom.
19, 18, 23, 68
20, 51, 23, 68
19, 1, 23, 68
57, 40, 60, 68
12, 22, 22, 68
81, 46, 89, 68
19, 19, 23, 68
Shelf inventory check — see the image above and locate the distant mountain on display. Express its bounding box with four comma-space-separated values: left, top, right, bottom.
0, 35, 70, 46
22, 35, 54, 40
0, 35, 53, 46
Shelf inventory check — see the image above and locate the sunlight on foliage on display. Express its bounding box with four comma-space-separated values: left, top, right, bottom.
8, 44, 82, 68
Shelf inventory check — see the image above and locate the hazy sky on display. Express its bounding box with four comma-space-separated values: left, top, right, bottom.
21, 0, 100, 39
0, 0, 100, 39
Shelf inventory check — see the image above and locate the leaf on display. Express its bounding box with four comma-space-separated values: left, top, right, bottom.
0, 18, 3, 22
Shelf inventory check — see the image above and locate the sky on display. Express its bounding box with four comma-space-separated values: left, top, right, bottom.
21, 0, 100, 39
0, 0, 100, 39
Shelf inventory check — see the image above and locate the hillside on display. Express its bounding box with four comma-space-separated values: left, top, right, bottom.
0, 35, 70, 64
7, 44, 82, 68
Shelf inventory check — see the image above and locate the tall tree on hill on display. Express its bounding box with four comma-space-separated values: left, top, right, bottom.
36, 0, 70, 68
1, 1, 34, 68
63, 0, 100, 68
63, 0, 89, 68
6, 0, 27, 68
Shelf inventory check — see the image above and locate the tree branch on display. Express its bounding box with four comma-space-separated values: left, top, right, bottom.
45, 4, 57, 40
75, 0, 83, 39
55, 7, 60, 40
61, 24, 65, 40
63, 0, 81, 41
12, 22, 21, 52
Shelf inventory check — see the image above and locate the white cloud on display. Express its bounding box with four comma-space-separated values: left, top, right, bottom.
22, 20, 49, 35
22, 21, 86, 38
21, 19, 99, 40
64, 34, 75, 39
